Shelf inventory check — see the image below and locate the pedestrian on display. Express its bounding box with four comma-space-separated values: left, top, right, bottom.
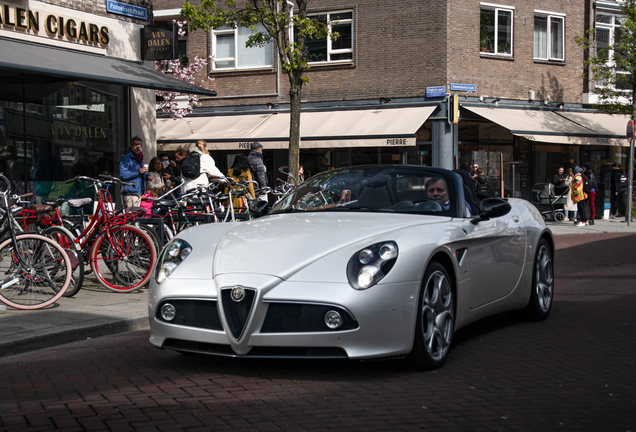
472, 168, 489, 195
159, 153, 179, 187
470, 163, 480, 180
182, 140, 224, 192
610, 163, 619, 218
551, 166, 567, 188
225, 154, 255, 210
563, 168, 578, 222
118, 136, 148, 208
247, 142, 268, 194
571, 166, 589, 227
583, 162, 598, 225
147, 157, 167, 192
612, 163, 628, 220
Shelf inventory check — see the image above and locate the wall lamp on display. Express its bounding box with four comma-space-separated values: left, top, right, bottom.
544, 95, 551, 106
528, 89, 535, 101
379, 97, 392, 104
492, 98, 500, 106
267, 102, 278, 109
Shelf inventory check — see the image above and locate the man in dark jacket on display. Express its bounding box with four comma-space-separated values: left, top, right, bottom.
247, 142, 268, 190
613, 163, 628, 219
583, 162, 598, 225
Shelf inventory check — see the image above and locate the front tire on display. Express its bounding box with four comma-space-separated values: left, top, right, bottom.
409, 261, 455, 370
523, 238, 554, 321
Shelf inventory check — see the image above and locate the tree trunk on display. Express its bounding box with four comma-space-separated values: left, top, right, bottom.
288, 76, 302, 185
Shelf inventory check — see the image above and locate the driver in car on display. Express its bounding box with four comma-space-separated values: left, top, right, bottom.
426, 177, 450, 210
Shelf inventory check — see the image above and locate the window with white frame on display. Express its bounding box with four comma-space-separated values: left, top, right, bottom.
534, 12, 564, 61
211, 23, 274, 70
303, 11, 353, 63
595, 12, 631, 90
480, 4, 513, 56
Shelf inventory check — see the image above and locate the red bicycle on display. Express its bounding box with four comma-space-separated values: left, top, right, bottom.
55, 176, 157, 293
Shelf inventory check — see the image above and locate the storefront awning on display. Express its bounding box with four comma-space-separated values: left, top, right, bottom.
0, 37, 217, 100
157, 106, 437, 150
463, 106, 629, 146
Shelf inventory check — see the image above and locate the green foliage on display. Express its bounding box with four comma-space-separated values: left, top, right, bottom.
181, 0, 331, 81
576, 0, 636, 117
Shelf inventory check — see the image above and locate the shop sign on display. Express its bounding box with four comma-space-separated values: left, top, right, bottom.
385, 138, 408, 145
51, 124, 107, 139
0, 2, 109, 45
141, 24, 178, 61
106, 0, 147, 20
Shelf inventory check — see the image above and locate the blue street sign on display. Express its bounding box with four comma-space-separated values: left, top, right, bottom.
426, 86, 446, 98
627, 120, 634, 144
450, 83, 476, 92
106, 0, 148, 20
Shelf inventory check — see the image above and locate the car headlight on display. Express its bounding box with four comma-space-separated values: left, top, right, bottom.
347, 241, 398, 289
155, 239, 192, 284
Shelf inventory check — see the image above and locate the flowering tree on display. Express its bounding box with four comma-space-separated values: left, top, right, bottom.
155, 20, 214, 124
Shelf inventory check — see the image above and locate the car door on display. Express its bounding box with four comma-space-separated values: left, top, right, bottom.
463, 207, 527, 309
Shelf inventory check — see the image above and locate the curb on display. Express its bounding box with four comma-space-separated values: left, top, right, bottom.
0, 317, 149, 358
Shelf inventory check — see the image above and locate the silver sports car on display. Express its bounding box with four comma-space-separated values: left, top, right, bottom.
148, 165, 554, 369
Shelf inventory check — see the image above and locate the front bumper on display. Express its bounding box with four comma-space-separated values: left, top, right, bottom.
148, 274, 420, 360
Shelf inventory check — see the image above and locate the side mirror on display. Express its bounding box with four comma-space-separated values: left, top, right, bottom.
251, 200, 269, 218
471, 198, 511, 224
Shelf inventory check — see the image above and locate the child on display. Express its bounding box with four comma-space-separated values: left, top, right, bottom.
140, 188, 161, 217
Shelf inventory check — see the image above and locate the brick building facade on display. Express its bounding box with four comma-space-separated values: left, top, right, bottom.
155, 0, 630, 217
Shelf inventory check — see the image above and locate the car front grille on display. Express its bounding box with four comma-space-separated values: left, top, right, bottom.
156, 299, 222, 330
261, 303, 358, 333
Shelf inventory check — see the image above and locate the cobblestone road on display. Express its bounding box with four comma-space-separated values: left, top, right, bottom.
1, 233, 635, 431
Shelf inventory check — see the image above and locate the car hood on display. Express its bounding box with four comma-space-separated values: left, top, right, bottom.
211, 212, 449, 279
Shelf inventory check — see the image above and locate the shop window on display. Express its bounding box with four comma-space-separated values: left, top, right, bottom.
534, 12, 564, 61
301, 11, 353, 63
211, 23, 274, 70
595, 13, 632, 90
480, 4, 513, 56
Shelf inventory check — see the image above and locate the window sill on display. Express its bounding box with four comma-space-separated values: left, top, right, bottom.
480, 53, 514, 61
534, 60, 566, 66
305, 61, 355, 72
208, 67, 275, 77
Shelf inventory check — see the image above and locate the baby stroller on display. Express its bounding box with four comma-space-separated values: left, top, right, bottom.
531, 182, 567, 222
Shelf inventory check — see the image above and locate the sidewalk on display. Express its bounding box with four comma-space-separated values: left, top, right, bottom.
544, 216, 636, 235
0, 278, 148, 357
2, 217, 635, 359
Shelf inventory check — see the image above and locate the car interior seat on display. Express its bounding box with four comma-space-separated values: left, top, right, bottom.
357, 175, 395, 208
453, 169, 480, 216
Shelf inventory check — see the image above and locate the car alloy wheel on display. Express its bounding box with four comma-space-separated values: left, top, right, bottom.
410, 261, 454, 369
524, 238, 554, 321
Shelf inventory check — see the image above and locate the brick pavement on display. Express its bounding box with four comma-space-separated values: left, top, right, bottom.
0, 233, 635, 431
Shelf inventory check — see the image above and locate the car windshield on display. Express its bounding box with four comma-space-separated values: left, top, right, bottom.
270, 166, 454, 215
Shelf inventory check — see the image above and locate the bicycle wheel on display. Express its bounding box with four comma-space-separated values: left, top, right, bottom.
44, 226, 84, 297
90, 224, 157, 292
135, 222, 163, 254
0, 233, 71, 310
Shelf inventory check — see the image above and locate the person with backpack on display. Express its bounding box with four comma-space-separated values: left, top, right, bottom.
613, 163, 629, 220
180, 140, 224, 192
583, 162, 598, 225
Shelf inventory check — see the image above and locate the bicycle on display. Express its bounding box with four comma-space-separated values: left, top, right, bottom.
0, 175, 72, 310
18, 196, 87, 297
63, 176, 157, 293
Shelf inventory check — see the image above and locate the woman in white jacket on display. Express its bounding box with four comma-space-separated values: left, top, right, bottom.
182, 140, 224, 192
563, 168, 578, 222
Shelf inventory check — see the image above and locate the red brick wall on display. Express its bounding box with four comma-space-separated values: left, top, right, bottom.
154, 0, 588, 107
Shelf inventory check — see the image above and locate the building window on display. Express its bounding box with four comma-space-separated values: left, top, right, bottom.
534, 12, 564, 61
304, 11, 353, 63
211, 23, 274, 70
480, 4, 513, 56
595, 13, 631, 90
